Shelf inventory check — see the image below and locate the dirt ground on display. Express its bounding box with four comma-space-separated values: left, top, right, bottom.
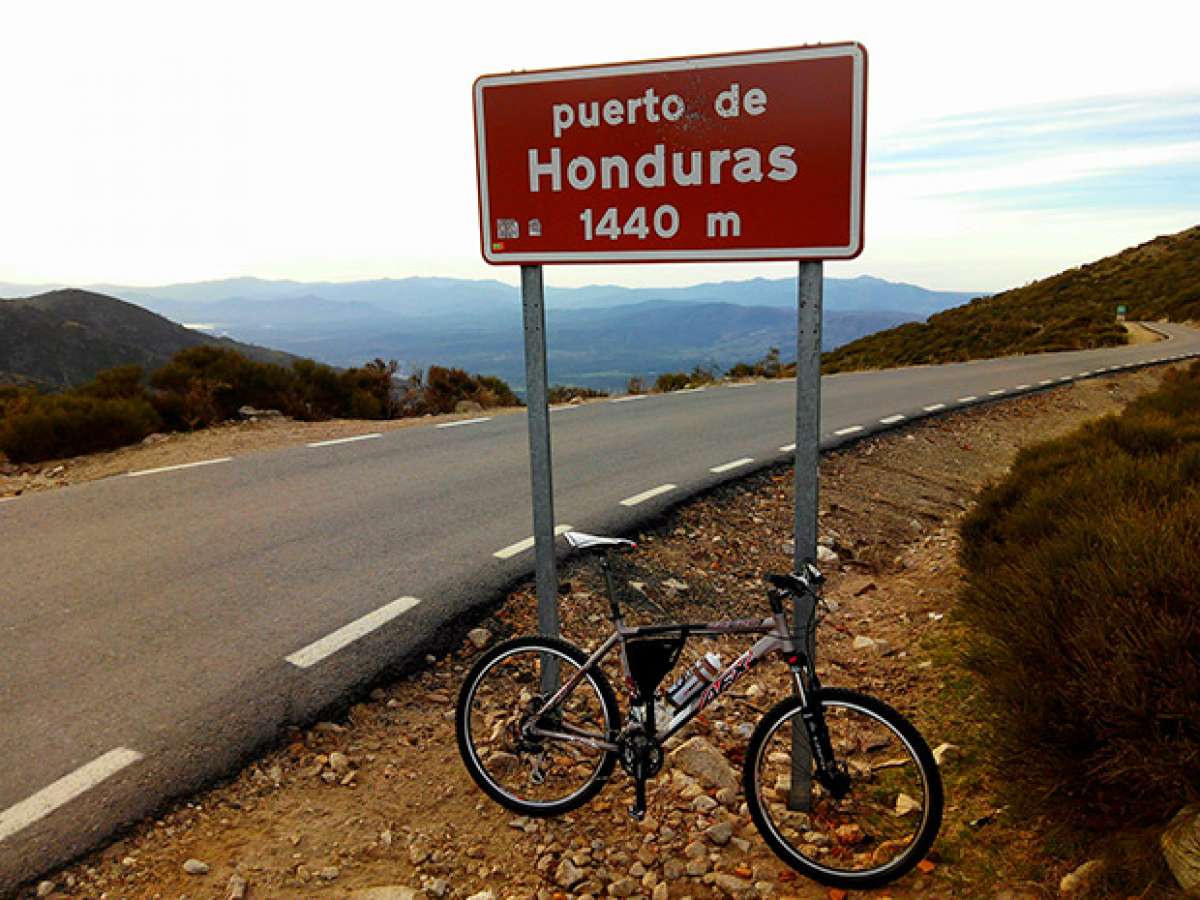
18, 365, 1184, 900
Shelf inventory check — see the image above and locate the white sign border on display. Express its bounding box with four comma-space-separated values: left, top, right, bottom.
474, 44, 866, 265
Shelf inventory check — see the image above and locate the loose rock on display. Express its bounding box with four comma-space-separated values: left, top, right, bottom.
183, 858, 210, 875
671, 736, 737, 791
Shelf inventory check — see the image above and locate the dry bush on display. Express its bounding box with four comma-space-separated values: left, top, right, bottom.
959, 361, 1200, 833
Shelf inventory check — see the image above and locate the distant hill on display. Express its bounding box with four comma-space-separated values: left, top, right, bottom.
0, 274, 981, 392
823, 225, 1200, 373
0, 289, 296, 390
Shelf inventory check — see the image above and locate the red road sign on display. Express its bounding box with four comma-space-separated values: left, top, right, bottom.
474, 44, 866, 265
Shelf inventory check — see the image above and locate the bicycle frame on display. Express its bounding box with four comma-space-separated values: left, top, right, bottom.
529, 608, 810, 751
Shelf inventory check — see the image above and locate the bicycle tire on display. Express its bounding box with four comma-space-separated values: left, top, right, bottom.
456, 635, 620, 817
743, 688, 943, 889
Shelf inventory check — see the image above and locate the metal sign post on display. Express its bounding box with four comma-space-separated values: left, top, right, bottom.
788, 259, 823, 810
520, 265, 561, 689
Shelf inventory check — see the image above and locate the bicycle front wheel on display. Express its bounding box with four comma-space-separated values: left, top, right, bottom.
744, 688, 943, 889
456, 635, 619, 817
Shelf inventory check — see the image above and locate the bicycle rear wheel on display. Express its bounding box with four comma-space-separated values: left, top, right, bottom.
456, 635, 619, 817
744, 688, 943, 889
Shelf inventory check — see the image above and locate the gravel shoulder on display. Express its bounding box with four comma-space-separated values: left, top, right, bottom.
20, 365, 1181, 900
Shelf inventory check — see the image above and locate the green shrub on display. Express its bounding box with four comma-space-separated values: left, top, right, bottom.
959, 360, 1200, 832
626, 375, 646, 395
547, 385, 609, 403
653, 372, 690, 393
419, 366, 521, 415
0, 393, 162, 462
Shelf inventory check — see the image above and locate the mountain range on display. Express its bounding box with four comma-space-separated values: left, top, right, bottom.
0, 275, 979, 393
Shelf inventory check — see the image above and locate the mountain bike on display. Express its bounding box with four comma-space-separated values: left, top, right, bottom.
455, 531, 943, 889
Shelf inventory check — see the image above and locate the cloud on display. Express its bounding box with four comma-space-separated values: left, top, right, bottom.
869, 92, 1200, 214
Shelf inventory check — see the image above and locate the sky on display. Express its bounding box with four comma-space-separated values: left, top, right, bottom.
1, 0, 1198, 294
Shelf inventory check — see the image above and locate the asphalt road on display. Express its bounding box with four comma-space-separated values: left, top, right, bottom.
2, 323, 1199, 892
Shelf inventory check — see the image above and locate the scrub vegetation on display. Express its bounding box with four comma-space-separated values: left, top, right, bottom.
0, 348, 520, 464
823, 225, 1200, 372
957, 359, 1200, 885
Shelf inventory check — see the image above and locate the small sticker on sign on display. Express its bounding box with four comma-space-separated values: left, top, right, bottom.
497, 218, 519, 239
528, 218, 542, 237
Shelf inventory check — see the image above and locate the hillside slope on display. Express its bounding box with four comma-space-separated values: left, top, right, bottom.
823, 225, 1200, 373
0, 289, 295, 389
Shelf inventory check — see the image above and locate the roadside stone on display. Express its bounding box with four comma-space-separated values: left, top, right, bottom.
706, 872, 754, 898
652, 883, 669, 900
895, 793, 921, 816
1163, 804, 1200, 894
319, 865, 340, 881
705, 821, 733, 846
816, 545, 838, 563
607, 877, 638, 897
686, 858, 710, 877
467, 628, 492, 650
329, 751, 351, 774
693, 794, 718, 813
351, 889, 429, 900
36, 883, 55, 898
466, 892, 495, 900
932, 742, 958, 765
225, 873, 248, 899
556, 858, 585, 889
183, 858, 210, 875
671, 736, 737, 791
1059, 858, 1105, 894
851, 635, 877, 651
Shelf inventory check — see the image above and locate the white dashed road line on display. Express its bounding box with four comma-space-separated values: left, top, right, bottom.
672, 387, 706, 394
285, 597, 422, 669
494, 525, 574, 560
1038, 379, 1053, 385
0, 496, 15, 503
610, 395, 646, 403
619, 484, 677, 507
709, 457, 754, 474
0, 748, 144, 843
957, 396, 977, 403
1078, 371, 1091, 377
436, 417, 492, 429
127, 458, 232, 478
879, 414, 906, 425
306, 433, 381, 448
988, 389, 1006, 396
778, 443, 796, 452
833, 425, 863, 436
1016, 384, 1032, 390
923, 403, 946, 412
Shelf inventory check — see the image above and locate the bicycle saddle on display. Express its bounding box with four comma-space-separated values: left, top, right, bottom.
564, 531, 637, 553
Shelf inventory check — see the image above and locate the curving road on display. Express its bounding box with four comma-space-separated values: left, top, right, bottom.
2, 323, 1199, 892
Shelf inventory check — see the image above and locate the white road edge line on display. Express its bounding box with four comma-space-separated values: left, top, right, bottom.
727, 382, 753, 388
0, 496, 16, 503
988, 389, 1006, 396
619, 484, 677, 507
437, 417, 492, 429
127, 457, 232, 478
709, 457, 754, 474
1016, 384, 1032, 390
1039, 379, 1053, 385
923, 403, 946, 412
306, 433, 382, 448
879, 414, 906, 424
493, 524, 574, 560
1078, 371, 1091, 377
957, 396, 977, 403
285, 597, 422, 669
0, 748, 143, 843
778, 443, 796, 452
834, 425, 863, 436
610, 395, 646, 403
672, 387, 706, 394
